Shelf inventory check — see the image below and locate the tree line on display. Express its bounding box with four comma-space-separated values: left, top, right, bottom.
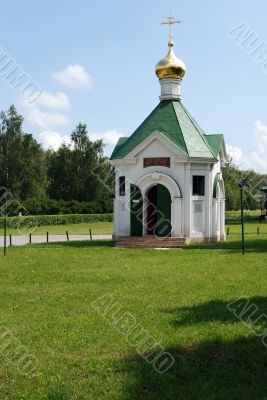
222, 162, 267, 211
0, 106, 114, 215
0, 105, 266, 215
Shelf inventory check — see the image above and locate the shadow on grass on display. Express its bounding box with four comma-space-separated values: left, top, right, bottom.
121, 297, 267, 399
164, 297, 267, 329
120, 336, 267, 400
35, 240, 114, 248
40, 299, 267, 399
40, 336, 267, 399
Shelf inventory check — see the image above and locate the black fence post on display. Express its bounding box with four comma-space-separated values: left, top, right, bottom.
257, 227, 260, 235
46, 232, 49, 243
227, 226, 230, 236
9, 234, 12, 247
29, 233, 32, 244
89, 228, 92, 240
66, 231, 69, 242
239, 184, 245, 255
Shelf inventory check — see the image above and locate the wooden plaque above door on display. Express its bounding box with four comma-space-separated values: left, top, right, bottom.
143, 157, 170, 168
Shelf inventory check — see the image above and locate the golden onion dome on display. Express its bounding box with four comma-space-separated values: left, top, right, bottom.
155, 41, 186, 79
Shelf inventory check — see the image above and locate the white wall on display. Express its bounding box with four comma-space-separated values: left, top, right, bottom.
112, 135, 225, 242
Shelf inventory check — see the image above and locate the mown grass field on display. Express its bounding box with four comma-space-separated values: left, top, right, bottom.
0, 237, 266, 399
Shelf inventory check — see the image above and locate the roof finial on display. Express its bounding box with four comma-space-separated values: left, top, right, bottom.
161, 15, 181, 47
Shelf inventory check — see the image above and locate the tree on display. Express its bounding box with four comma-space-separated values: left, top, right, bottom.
48, 123, 114, 204
0, 105, 47, 200
223, 158, 266, 210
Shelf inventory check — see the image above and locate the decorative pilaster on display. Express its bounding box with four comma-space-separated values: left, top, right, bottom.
172, 197, 182, 236
220, 199, 226, 241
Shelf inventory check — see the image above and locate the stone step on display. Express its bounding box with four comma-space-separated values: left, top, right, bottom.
116, 243, 184, 248
117, 241, 185, 245
116, 236, 186, 248
118, 236, 185, 241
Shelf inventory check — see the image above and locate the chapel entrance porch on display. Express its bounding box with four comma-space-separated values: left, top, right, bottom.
129, 183, 172, 238
145, 184, 172, 237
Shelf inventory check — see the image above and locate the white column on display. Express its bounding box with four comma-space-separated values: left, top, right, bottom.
220, 199, 226, 241
172, 197, 182, 236
205, 165, 212, 239
113, 170, 119, 239
212, 200, 218, 239
113, 198, 117, 239
184, 163, 191, 237
124, 178, 131, 236
217, 198, 221, 237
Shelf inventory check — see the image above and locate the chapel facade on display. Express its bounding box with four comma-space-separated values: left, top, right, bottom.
110, 18, 227, 246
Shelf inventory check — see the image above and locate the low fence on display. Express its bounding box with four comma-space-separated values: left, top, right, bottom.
225, 210, 265, 225
226, 226, 267, 236
2, 228, 107, 248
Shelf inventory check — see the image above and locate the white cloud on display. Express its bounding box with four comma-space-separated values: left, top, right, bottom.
16, 95, 69, 130
89, 129, 124, 156
16, 95, 70, 149
35, 91, 70, 109
15, 95, 123, 155
39, 128, 123, 153
254, 120, 267, 154
226, 120, 267, 173
39, 130, 70, 150
52, 64, 92, 89
226, 144, 243, 165
90, 129, 122, 146
26, 107, 69, 130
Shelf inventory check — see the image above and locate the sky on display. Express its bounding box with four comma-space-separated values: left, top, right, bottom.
0, 0, 267, 173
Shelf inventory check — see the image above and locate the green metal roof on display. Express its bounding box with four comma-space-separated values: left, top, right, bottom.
110, 137, 128, 159
110, 100, 223, 160
205, 134, 224, 157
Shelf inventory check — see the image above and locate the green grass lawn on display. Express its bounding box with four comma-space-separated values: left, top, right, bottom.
0, 240, 267, 399
0, 222, 113, 236
226, 223, 267, 235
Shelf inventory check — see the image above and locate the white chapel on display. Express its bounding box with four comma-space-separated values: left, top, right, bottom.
110, 17, 227, 247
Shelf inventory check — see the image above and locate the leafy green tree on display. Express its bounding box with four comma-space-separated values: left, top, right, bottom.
0, 105, 47, 200
223, 157, 267, 210
48, 123, 114, 204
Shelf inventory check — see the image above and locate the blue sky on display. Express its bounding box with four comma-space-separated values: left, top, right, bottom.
0, 0, 267, 172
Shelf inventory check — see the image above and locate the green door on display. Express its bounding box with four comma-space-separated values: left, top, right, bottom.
130, 184, 143, 236
156, 184, 172, 237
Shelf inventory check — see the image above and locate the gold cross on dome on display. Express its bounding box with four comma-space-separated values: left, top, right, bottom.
161, 15, 181, 43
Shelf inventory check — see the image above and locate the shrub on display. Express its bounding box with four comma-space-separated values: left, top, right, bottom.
225, 210, 261, 224
18, 198, 113, 216
0, 214, 113, 229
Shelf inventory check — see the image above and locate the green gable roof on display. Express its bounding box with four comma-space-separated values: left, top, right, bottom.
110, 137, 128, 159
110, 100, 222, 160
205, 134, 224, 157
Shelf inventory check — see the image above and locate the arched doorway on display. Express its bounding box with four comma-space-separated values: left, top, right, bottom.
146, 184, 171, 237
